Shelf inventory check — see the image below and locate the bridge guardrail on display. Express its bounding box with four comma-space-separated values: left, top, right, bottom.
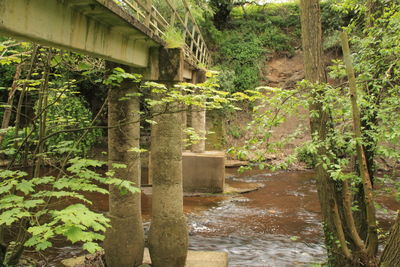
115, 0, 210, 67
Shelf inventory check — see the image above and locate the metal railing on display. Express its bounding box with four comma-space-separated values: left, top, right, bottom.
114, 0, 210, 67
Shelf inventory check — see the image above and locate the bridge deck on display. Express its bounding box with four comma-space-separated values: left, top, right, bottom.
0, 0, 209, 70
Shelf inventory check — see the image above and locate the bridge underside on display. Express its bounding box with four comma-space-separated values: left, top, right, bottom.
0, 1, 215, 264
0, 0, 163, 68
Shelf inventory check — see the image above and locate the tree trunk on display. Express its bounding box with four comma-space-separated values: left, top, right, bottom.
299, 1, 352, 265
379, 213, 400, 267
354, 0, 382, 243
340, 31, 378, 261
34, 51, 51, 178
0, 64, 22, 145
212, 2, 232, 30
104, 62, 144, 267
14, 45, 39, 151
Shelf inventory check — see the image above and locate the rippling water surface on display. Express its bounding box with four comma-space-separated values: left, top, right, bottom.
186, 170, 327, 266
36, 169, 398, 266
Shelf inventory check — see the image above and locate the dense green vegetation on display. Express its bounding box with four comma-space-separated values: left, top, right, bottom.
225, 0, 400, 266
205, 3, 299, 92
0, 38, 231, 265
0, 44, 137, 265
203, 1, 351, 93
0, 0, 399, 266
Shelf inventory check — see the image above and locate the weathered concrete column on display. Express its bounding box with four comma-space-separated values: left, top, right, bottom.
181, 103, 188, 150
104, 62, 144, 267
191, 70, 207, 153
148, 48, 188, 267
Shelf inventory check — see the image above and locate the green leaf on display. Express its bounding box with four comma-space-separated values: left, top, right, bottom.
0, 208, 31, 226
0, 169, 28, 179
50, 55, 62, 67
83, 242, 101, 254
36, 240, 52, 251
25, 236, 53, 251
0, 182, 16, 194
111, 163, 127, 169
145, 119, 157, 125
64, 226, 84, 244
78, 62, 91, 71
30, 176, 55, 185
23, 199, 45, 208
16, 179, 35, 194
113, 67, 125, 73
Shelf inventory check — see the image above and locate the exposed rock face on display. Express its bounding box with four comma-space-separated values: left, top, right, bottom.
263, 53, 310, 151
262, 52, 305, 89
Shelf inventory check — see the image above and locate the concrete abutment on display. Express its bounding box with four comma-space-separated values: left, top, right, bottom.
184, 69, 225, 194
183, 151, 225, 193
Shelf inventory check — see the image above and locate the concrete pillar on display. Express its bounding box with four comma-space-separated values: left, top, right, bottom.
148, 48, 188, 267
181, 103, 188, 150
143, 48, 160, 186
104, 62, 144, 267
191, 70, 207, 153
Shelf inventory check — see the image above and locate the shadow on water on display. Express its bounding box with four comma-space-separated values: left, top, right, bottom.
30, 169, 399, 266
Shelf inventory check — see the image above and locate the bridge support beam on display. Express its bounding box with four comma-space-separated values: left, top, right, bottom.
104, 62, 144, 267
0, 0, 154, 67
148, 48, 188, 267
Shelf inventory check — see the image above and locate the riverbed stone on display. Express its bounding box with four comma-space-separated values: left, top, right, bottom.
61, 248, 228, 267
61, 256, 85, 267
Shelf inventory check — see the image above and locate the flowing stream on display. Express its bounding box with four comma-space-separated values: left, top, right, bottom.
186, 170, 327, 266
33, 169, 399, 266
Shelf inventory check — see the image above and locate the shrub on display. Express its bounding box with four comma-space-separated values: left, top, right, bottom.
0, 159, 139, 265
295, 141, 318, 168
37, 91, 103, 158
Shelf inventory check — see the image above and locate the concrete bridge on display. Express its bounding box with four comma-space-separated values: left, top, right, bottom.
0, 0, 210, 79
0, 0, 226, 266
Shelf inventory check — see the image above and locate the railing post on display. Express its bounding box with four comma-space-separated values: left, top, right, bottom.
145, 0, 153, 27
133, 0, 141, 21
195, 33, 201, 61
190, 26, 196, 52
198, 42, 204, 64
183, 11, 189, 39
121, 0, 209, 67
170, 12, 176, 26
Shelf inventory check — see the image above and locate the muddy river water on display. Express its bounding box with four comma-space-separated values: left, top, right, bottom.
36, 169, 399, 266
185, 170, 326, 266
